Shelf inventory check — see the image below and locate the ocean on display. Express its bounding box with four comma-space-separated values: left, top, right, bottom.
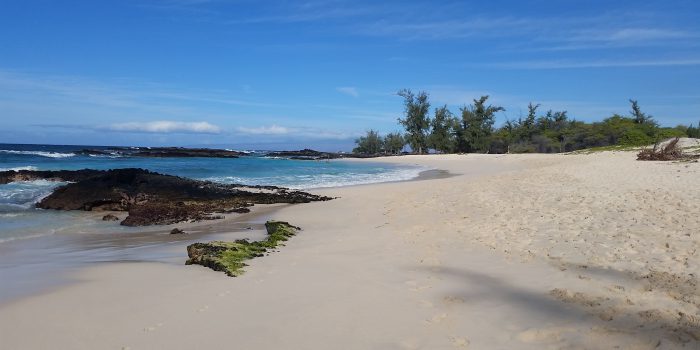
0, 143, 425, 243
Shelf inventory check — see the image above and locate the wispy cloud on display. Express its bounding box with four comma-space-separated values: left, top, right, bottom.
584, 28, 694, 42
141, 1, 699, 55
0, 70, 272, 111
358, 17, 537, 40
0, 69, 285, 132
336, 86, 359, 97
490, 58, 700, 70
107, 121, 221, 134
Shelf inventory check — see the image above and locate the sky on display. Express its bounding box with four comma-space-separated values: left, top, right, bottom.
1, 0, 699, 150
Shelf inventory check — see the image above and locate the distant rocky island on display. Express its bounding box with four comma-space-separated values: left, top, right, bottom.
0, 168, 332, 226
76, 146, 244, 158
71, 146, 386, 160
264, 148, 383, 160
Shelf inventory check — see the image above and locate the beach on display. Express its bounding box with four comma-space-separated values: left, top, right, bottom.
0, 152, 698, 349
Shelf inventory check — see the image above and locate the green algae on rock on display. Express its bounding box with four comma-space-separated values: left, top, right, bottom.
185, 221, 300, 276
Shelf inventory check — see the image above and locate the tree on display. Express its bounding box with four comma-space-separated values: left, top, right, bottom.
397, 89, 431, 154
428, 105, 457, 153
353, 129, 383, 154
456, 96, 504, 153
384, 132, 406, 155
687, 121, 700, 138
522, 103, 539, 139
629, 99, 656, 126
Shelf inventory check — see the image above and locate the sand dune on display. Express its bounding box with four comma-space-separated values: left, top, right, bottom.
0, 152, 697, 349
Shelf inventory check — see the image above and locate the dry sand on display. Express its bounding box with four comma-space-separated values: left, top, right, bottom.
0, 152, 698, 349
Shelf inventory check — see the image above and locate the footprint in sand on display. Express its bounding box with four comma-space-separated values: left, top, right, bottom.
517, 327, 566, 343
405, 280, 430, 292
443, 296, 465, 305
197, 305, 210, 312
449, 336, 470, 348
425, 313, 448, 324
142, 322, 164, 333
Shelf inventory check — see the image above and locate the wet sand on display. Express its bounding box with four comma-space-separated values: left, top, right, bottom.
0, 204, 286, 303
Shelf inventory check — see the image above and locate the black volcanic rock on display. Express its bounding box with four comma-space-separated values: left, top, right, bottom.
4, 168, 332, 226
264, 148, 388, 160
130, 147, 242, 158
102, 214, 120, 221
0, 169, 105, 185
75, 149, 112, 156
75, 147, 244, 158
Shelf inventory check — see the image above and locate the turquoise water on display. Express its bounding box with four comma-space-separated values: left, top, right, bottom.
0, 143, 424, 242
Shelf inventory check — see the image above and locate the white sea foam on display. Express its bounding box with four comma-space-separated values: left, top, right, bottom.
0, 150, 75, 158
0, 180, 65, 211
204, 166, 427, 190
0, 166, 39, 171
88, 153, 122, 158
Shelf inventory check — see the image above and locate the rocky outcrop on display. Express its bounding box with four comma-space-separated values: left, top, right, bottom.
2, 168, 332, 226
264, 149, 385, 160
75, 147, 244, 158
186, 221, 300, 276
129, 147, 243, 158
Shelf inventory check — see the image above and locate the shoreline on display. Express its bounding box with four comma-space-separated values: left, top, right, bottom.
0, 164, 447, 305
0, 203, 287, 304
1, 151, 698, 349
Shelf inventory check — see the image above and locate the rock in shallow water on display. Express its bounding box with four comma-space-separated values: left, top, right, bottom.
102, 214, 120, 221
0, 168, 332, 226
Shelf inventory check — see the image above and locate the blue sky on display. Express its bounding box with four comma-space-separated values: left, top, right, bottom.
1, 0, 699, 150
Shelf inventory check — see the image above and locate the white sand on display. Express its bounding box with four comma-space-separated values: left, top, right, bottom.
0, 152, 698, 349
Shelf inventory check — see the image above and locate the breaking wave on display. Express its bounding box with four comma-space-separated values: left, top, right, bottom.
0, 150, 75, 158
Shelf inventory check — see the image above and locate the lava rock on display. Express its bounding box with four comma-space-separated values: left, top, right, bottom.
3, 168, 333, 227
102, 214, 120, 221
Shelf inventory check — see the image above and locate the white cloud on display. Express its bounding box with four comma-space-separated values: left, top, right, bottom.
235, 125, 290, 135
336, 86, 359, 97
107, 121, 221, 134
235, 124, 358, 140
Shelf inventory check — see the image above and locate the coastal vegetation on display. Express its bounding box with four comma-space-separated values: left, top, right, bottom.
353, 130, 405, 155
353, 90, 698, 155
186, 221, 300, 276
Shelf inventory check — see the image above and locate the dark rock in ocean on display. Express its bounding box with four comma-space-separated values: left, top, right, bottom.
102, 214, 120, 221
129, 147, 242, 158
264, 148, 387, 160
76, 149, 112, 156
186, 221, 300, 276
3, 168, 332, 226
170, 228, 185, 234
0, 169, 105, 185
76, 147, 244, 158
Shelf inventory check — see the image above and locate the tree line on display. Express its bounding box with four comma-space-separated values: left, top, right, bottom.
354, 89, 698, 155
